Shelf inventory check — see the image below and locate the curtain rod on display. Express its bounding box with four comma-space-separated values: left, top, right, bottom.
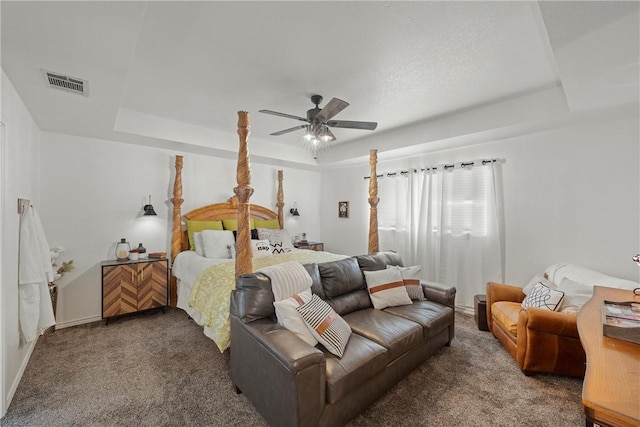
364, 158, 498, 180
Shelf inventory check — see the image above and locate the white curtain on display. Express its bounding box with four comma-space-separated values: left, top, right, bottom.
378, 160, 504, 311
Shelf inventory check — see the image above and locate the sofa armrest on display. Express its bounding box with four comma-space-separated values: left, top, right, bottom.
516, 308, 585, 377
422, 281, 456, 308
486, 282, 525, 331
230, 311, 326, 427
518, 308, 579, 339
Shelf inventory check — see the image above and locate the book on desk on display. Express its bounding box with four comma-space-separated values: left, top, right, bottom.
602, 300, 640, 344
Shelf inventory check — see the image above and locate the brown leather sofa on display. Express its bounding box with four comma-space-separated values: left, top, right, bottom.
230, 252, 456, 427
486, 282, 585, 377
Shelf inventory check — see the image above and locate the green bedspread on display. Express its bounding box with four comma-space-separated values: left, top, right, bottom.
189, 250, 348, 352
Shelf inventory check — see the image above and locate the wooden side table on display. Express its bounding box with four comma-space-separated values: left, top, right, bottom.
294, 241, 324, 251
101, 257, 169, 322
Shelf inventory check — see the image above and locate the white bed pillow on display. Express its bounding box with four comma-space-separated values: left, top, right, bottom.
364, 268, 412, 310
250, 239, 272, 258
257, 228, 294, 254
273, 288, 318, 346
200, 230, 235, 259
193, 232, 205, 256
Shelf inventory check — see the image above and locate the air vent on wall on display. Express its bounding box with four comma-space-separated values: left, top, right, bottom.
42, 69, 89, 96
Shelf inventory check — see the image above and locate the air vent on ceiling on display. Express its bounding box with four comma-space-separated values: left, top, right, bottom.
42, 70, 89, 96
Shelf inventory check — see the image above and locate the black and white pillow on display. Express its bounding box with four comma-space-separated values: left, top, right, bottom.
250, 239, 272, 258
521, 282, 565, 311
257, 228, 294, 254
296, 295, 351, 358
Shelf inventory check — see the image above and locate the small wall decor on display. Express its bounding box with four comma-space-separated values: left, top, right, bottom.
338, 201, 349, 218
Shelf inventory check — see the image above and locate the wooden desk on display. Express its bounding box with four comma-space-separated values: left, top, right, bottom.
577, 286, 640, 427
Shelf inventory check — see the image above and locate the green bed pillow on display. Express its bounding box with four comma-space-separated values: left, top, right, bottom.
186, 220, 223, 250
254, 218, 281, 229
222, 218, 256, 231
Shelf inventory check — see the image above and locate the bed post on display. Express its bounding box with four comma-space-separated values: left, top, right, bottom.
170, 155, 184, 306
368, 149, 379, 253
234, 111, 254, 276
277, 170, 284, 229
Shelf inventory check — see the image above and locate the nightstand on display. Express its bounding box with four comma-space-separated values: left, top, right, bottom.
294, 241, 324, 251
101, 257, 169, 321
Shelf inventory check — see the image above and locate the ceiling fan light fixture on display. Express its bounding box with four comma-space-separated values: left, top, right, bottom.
303, 126, 314, 141
320, 126, 333, 143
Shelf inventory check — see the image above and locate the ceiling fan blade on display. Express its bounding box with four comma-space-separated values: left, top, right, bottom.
259, 110, 309, 123
326, 120, 378, 130
317, 98, 349, 122
270, 124, 308, 136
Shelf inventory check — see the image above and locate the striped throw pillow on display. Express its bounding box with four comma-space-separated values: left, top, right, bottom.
364, 268, 412, 310
296, 295, 351, 358
387, 265, 425, 301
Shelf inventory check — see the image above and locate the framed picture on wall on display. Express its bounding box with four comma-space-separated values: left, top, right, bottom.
338, 201, 349, 218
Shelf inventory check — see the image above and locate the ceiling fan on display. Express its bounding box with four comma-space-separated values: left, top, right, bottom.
259, 95, 378, 146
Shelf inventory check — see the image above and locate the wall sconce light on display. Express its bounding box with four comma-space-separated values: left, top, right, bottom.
143, 195, 157, 216
289, 202, 300, 216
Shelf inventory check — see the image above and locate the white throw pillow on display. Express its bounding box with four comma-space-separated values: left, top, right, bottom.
363, 268, 412, 310
273, 288, 318, 346
296, 294, 351, 358
227, 243, 236, 259
521, 282, 565, 311
522, 274, 556, 295
387, 265, 425, 301
200, 230, 235, 259
556, 278, 593, 310
257, 228, 294, 254
250, 239, 272, 258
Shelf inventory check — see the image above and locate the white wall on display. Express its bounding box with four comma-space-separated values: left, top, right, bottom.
39, 132, 321, 328
322, 112, 640, 286
1, 71, 42, 416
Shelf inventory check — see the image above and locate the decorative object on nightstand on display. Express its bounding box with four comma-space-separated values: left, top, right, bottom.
294, 241, 324, 251
101, 257, 169, 323
115, 238, 130, 261
137, 243, 147, 259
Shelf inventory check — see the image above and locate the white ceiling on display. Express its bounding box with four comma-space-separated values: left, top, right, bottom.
1, 1, 638, 168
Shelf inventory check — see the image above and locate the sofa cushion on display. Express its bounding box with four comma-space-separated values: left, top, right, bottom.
355, 251, 404, 272
324, 333, 387, 404
304, 263, 325, 300
384, 301, 454, 340
319, 257, 365, 299
491, 301, 521, 336
344, 308, 422, 361
326, 290, 372, 316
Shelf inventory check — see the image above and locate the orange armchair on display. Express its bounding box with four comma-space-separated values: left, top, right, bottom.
486, 282, 585, 377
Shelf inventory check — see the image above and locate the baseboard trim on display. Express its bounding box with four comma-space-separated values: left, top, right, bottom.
5, 338, 37, 414
56, 315, 102, 329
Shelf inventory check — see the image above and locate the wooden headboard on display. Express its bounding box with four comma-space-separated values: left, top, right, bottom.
175, 196, 281, 253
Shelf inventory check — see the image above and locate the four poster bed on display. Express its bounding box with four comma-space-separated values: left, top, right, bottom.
169, 111, 380, 352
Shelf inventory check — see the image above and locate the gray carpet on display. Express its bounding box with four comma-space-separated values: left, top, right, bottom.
1, 308, 584, 426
